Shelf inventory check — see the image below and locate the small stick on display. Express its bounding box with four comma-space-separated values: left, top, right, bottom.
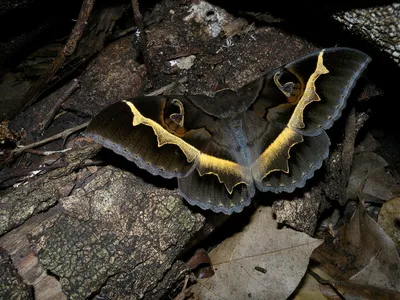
22, 0, 95, 109
24, 148, 72, 156
0, 159, 104, 188
11, 122, 89, 155
131, 0, 153, 85
39, 79, 81, 133
10, 76, 187, 156
307, 269, 345, 299
341, 108, 356, 186
174, 275, 190, 300
108, 26, 138, 41
146, 76, 187, 96
0, 164, 66, 187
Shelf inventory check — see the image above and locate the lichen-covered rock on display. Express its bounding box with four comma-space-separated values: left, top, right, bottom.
145, 0, 317, 98
27, 165, 204, 299
272, 190, 321, 236
0, 248, 33, 300
333, 4, 400, 66
63, 36, 147, 117
0, 144, 100, 236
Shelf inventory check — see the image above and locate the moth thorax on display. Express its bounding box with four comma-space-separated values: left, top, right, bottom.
230, 119, 248, 148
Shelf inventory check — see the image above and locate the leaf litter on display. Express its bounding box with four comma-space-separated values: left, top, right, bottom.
190, 206, 323, 300
189, 133, 400, 299
378, 197, 400, 251
301, 202, 400, 299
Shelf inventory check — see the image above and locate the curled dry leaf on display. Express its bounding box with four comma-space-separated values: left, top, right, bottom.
187, 248, 215, 279
191, 207, 323, 300
313, 203, 400, 291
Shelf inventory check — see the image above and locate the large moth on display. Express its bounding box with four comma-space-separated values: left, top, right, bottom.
85, 47, 370, 214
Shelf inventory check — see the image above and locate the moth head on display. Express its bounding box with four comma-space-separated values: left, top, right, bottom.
169, 98, 185, 127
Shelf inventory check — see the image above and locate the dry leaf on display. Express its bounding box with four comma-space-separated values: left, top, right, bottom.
347, 152, 388, 200
294, 267, 400, 299
192, 207, 323, 300
187, 248, 215, 279
362, 171, 400, 202
378, 197, 400, 249
313, 203, 400, 291
354, 133, 380, 154
320, 281, 400, 300
293, 268, 331, 300
346, 150, 400, 203
347, 204, 400, 290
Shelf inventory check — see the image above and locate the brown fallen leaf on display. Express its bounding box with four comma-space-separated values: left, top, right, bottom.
292, 267, 331, 300
354, 133, 380, 154
378, 197, 400, 249
320, 280, 400, 300
313, 203, 400, 291
362, 170, 400, 202
347, 152, 388, 200
294, 266, 400, 299
191, 207, 323, 300
187, 248, 215, 279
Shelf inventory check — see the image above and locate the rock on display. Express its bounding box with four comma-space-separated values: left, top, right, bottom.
333, 4, 400, 66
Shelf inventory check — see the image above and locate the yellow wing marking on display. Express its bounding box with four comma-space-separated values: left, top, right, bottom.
197, 153, 252, 194
124, 100, 250, 193
124, 100, 200, 163
288, 50, 329, 129
251, 127, 303, 180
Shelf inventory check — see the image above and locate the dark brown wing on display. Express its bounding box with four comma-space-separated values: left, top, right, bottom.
247, 47, 370, 192
85, 96, 216, 178
85, 95, 255, 214
178, 117, 256, 214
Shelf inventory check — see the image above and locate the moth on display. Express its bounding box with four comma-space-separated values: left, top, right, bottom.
85, 47, 370, 214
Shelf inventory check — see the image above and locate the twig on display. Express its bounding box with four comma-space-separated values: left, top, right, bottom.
307, 269, 345, 300
39, 79, 81, 133
131, 0, 153, 86
174, 275, 190, 300
0, 159, 104, 188
11, 122, 89, 155
10, 76, 187, 157
341, 108, 356, 201
0, 164, 66, 187
22, 0, 95, 109
24, 148, 72, 156
146, 76, 187, 96
107, 26, 138, 42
